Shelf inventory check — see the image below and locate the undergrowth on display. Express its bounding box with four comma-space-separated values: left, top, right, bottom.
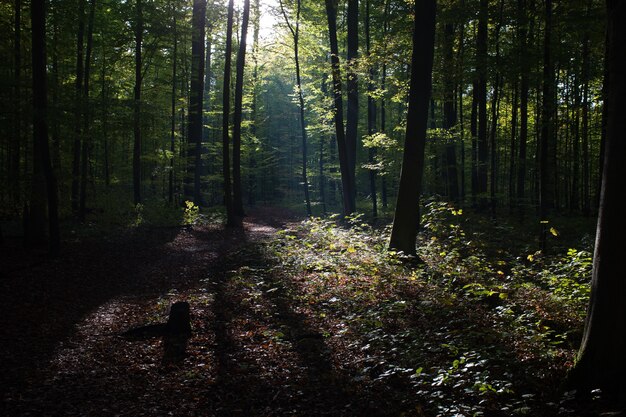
264, 200, 593, 416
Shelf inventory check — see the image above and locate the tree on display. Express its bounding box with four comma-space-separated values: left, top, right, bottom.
71, 0, 86, 212
79, 0, 96, 221
185, 0, 207, 205
279, 0, 312, 216
365, 0, 378, 217
345, 0, 358, 205
539, 0, 555, 248
232, 0, 250, 218
569, 0, 626, 400
389, 0, 436, 255
133, 0, 143, 205
325, 0, 356, 216
222, 0, 237, 226
30, 0, 60, 255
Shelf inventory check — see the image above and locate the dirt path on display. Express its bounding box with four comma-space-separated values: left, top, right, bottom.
2, 208, 363, 416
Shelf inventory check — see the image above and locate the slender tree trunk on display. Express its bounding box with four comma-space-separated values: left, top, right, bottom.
509, 79, 519, 211
389, 0, 436, 255
346, 0, 358, 205
540, 0, 555, 248
222, 0, 236, 226
571, 69, 581, 212
169, 3, 177, 204
489, 0, 504, 218
30, 0, 60, 255
517, 0, 532, 213
186, 0, 207, 205
72, 0, 86, 212
12, 0, 22, 205
232, 0, 250, 218
133, 0, 143, 205
476, 0, 488, 203
581, 27, 591, 216
471, 79, 478, 206
443, 21, 459, 203
366, 0, 377, 218
102, 51, 110, 189
79, 0, 96, 221
380, 0, 390, 210
457, 0, 466, 204
248, 0, 259, 206
325, 0, 355, 216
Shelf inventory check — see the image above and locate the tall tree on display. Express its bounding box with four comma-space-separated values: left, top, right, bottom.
71, 0, 86, 212
11, 0, 22, 205
325, 0, 356, 215
232, 0, 250, 218
79, 0, 96, 221
279, 0, 312, 216
442, 19, 459, 203
476, 0, 488, 203
30, 0, 59, 255
169, 1, 178, 204
346, 0, 358, 205
365, 0, 377, 217
389, 0, 436, 255
133, 0, 143, 205
185, 0, 207, 205
539, 0, 555, 248
569, 0, 626, 400
222, 0, 237, 226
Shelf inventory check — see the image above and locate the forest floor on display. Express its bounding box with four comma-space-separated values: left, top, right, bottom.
0, 204, 620, 416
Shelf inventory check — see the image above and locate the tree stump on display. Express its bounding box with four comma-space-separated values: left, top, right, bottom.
123, 301, 192, 339
166, 301, 192, 335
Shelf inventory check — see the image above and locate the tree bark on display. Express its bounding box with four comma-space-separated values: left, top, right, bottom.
186, 0, 207, 205
570, 0, 626, 399
79, 0, 96, 221
325, 0, 356, 216
540, 0, 555, 248
346, 0, 358, 205
366, 0, 378, 218
30, 0, 60, 256
133, 0, 143, 205
476, 0, 489, 203
389, 0, 436, 256
169, 2, 178, 204
71, 0, 86, 212
232, 0, 250, 218
443, 21, 459, 203
222, 0, 237, 226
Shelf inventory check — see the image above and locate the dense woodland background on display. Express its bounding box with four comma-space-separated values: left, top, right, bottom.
0, 0, 607, 229
2, 0, 626, 415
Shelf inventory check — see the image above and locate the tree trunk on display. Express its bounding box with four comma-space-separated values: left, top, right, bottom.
30, 0, 60, 256
133, 0, 143, 205
71, 0, 86, 212
186, 0, 207, 205
389, 0, 436, 256
476, 0, 488, 203
12, 0, 22, 205
540, 0, 555, 248
325, 0, 355, 216
222, 0, 236, 226
366, 0, 377, 218
346, 0, 358, 207
570, 0, 626, 399
79, 0, 96, 221
169, 2, 177, 204
232, 0, 250, 218
443, 21, 459, 203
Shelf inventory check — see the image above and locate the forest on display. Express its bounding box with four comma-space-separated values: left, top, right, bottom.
1, 0, 625, 415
